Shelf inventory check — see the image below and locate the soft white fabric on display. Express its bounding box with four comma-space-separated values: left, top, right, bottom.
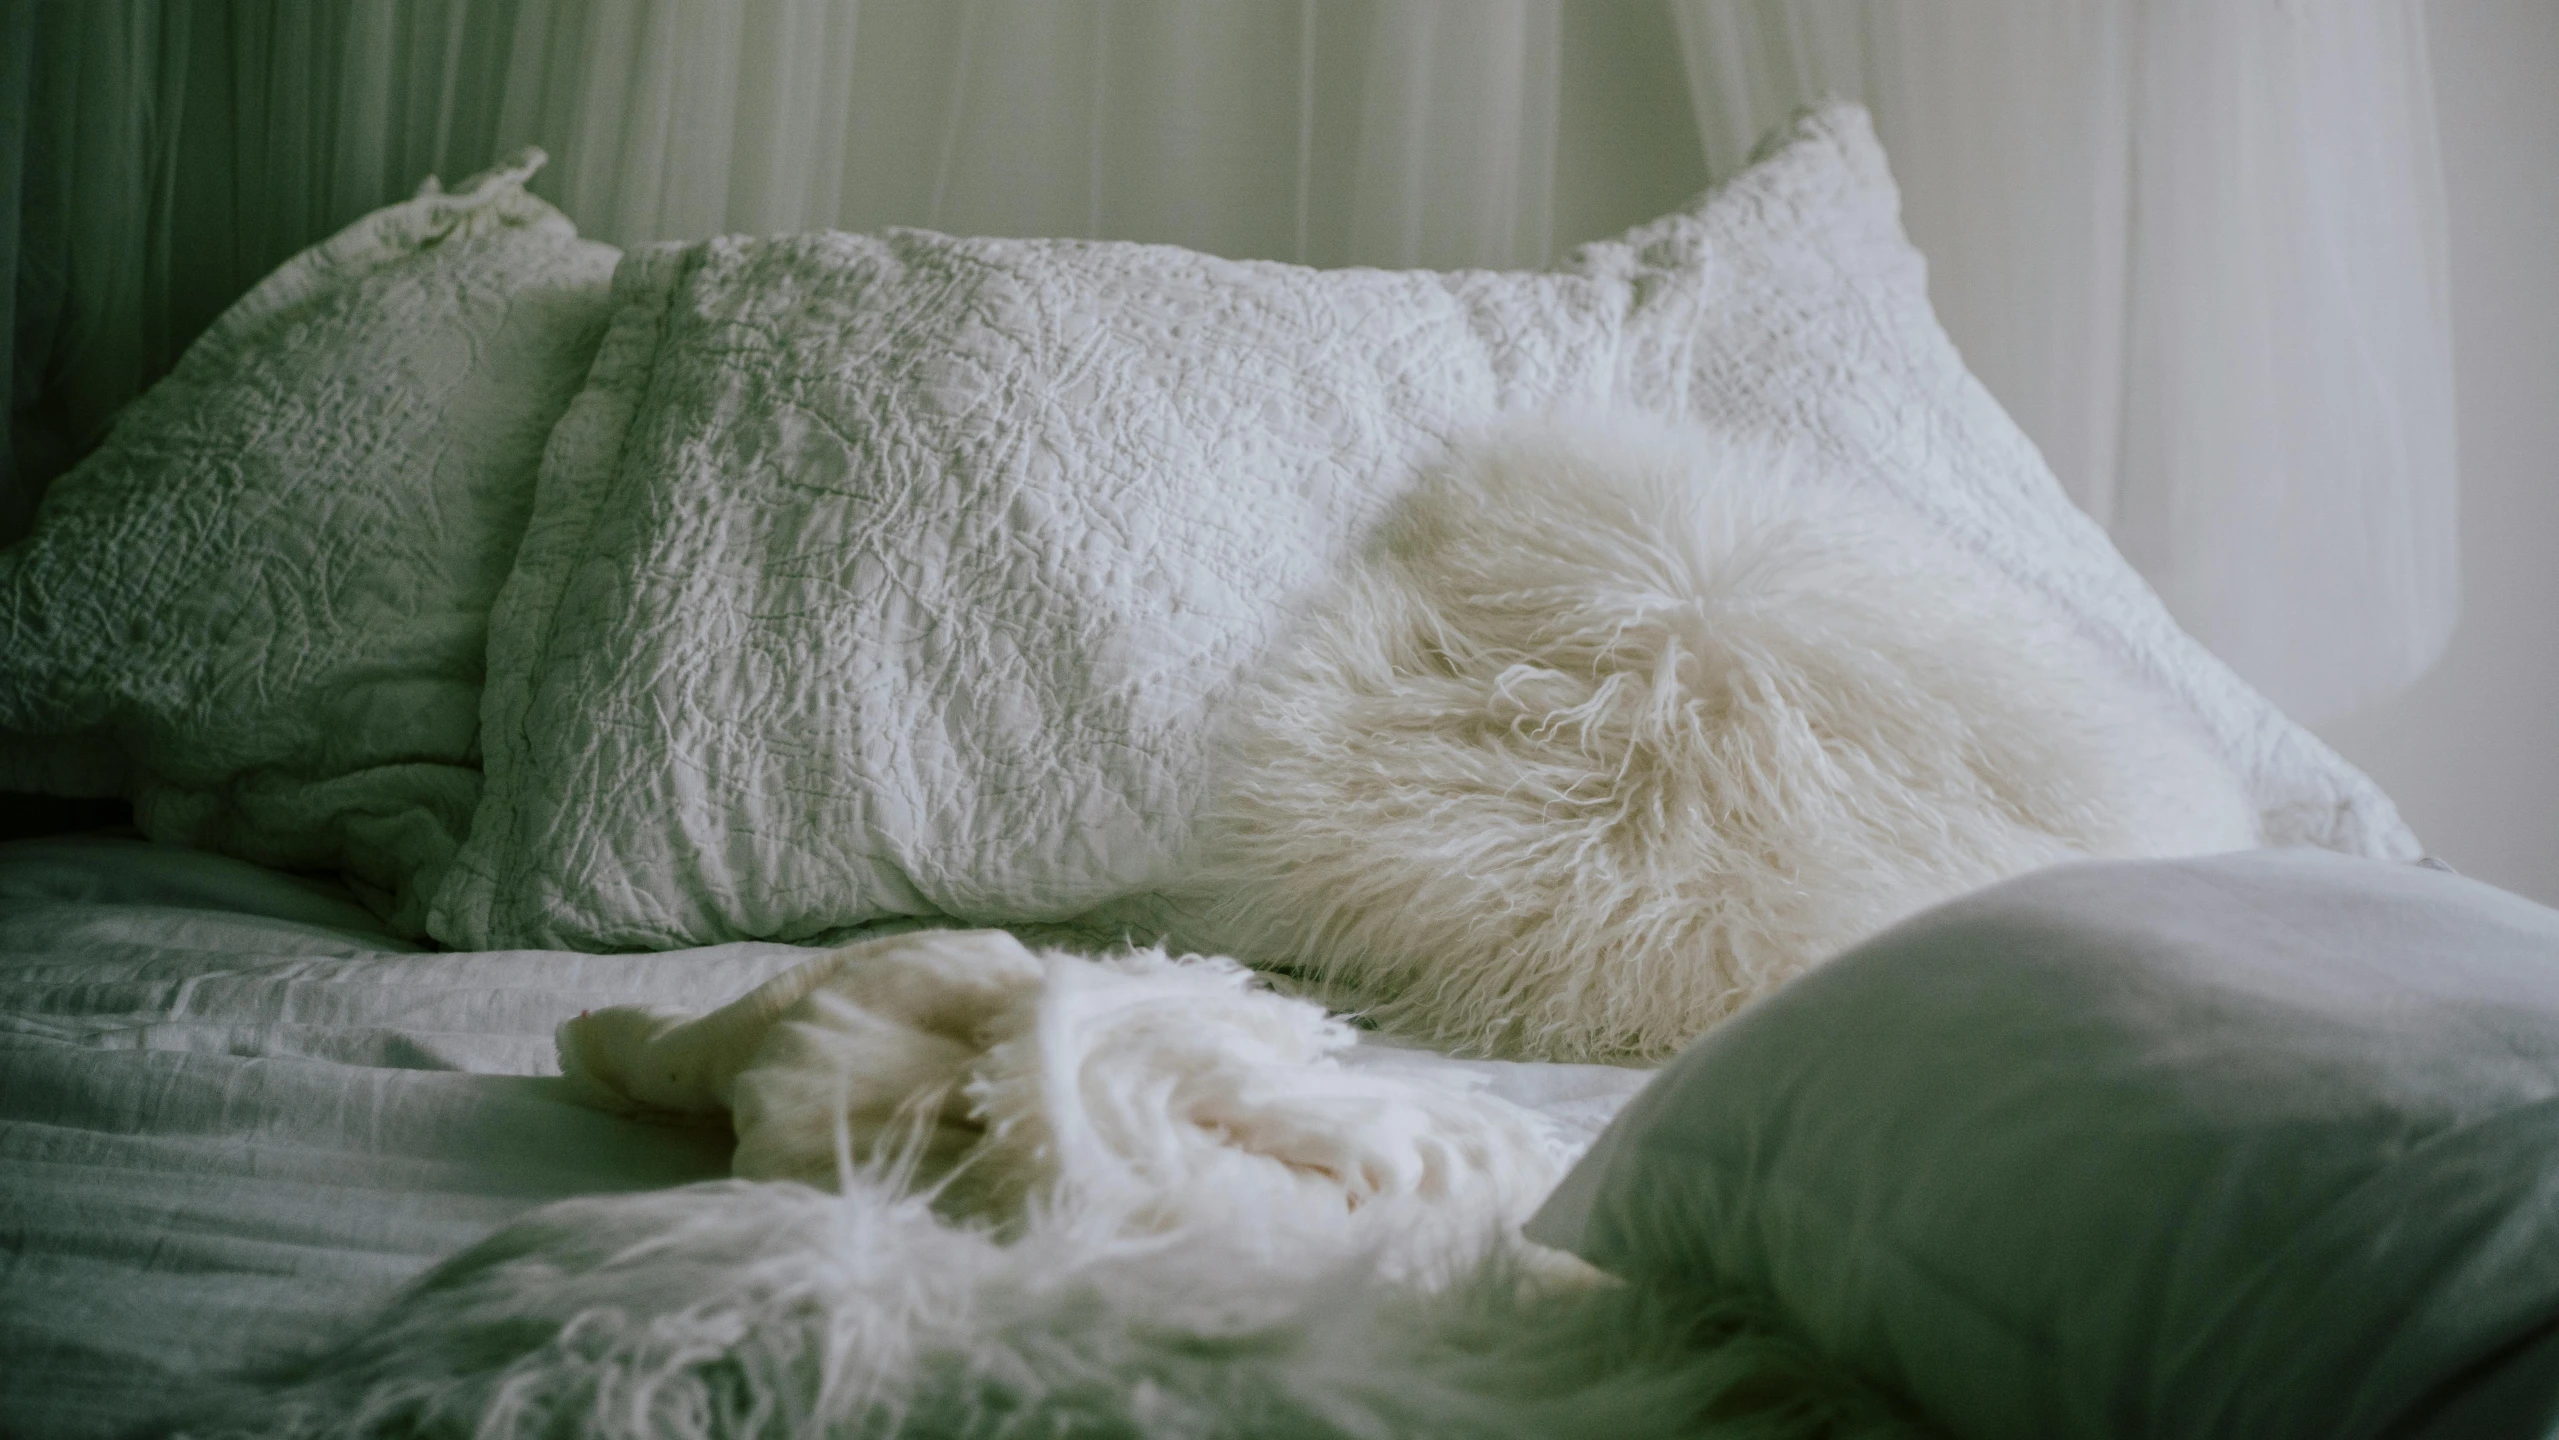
437, 102, 2413, 954
0, 834, 395, 935
559, 932, 1569, 1276
0, 154, 616, 932
1533, 850, 2559, 1440
0, 837, 1650, 1440
1668, 1, 2458, 721
1186, 416, 2258, 1062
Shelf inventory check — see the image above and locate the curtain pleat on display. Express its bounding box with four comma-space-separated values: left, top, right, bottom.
4, 1, 2458, 721
1666, 0, 2456, 720
0, 0, 36, 541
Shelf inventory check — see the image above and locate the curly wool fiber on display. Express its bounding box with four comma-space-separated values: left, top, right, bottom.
555, 930, 1571, 1277
1189, 415, 2259, 1061
171, 1179, 1931, 1440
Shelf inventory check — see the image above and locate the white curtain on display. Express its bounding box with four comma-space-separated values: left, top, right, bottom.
4, 0, 527, 536
6, 0, 2455, 722
1669, 0, 2458, 722
484, 0, 1584, 268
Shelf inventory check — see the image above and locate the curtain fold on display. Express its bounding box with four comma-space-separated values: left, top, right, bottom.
1667, 0, 2458, 721
5, 0, 2457, 721
483, 0, 1572, 267
7, 0, 526, 540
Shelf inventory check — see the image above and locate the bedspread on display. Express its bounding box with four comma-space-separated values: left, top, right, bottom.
0, 836, 1645, 1439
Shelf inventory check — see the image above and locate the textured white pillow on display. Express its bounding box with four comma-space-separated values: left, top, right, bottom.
434, 188, 1614, 951
434, 104, 2411, 953
0, 153, 616, 931
1531, 851, 2559, 1440
1183, 415, 2260, 1062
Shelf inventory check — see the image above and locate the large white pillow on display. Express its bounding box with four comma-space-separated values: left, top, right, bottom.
1530, 850, 2559, 1439
432, 104, 2412, 953
0, 154, 616, 932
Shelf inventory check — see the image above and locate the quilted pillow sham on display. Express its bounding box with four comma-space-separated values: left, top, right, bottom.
432, 103, 2413, 953
0, 153, 616, 932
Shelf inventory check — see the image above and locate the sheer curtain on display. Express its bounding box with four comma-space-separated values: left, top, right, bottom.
486, 0, 1575, 267
1667, 0, 2459, 721
5, 0, 2454, 721
3, 0, 529, 537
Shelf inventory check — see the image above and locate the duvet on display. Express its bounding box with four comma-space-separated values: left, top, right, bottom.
0, 834, 1651, 1438
17, 836, 2559, 1440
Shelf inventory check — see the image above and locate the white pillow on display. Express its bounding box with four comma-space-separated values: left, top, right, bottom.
1181, 415, 2260, 1062
1531, 850, 2559, 1439
0, 153, 616, 932
432, 104, 2412, 953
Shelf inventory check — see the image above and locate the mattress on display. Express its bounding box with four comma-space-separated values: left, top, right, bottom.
0, 835, 1648, 1438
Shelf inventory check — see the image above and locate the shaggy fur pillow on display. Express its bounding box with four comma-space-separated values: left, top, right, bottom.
1183, 416, 2260, 1063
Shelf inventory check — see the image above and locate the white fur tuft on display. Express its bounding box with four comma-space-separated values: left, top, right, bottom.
555, 929, 1569, 1278
173, 1180, 1932, 1440
1184, 414, 2260, 1062
183, 934, 1928, 1438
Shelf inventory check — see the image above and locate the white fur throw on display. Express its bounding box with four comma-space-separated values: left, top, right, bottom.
174, 1178, 1930, 1440
1184, 416, 2261, 1062
556, 929, 1566, 1277
166, 933, 1931, 1438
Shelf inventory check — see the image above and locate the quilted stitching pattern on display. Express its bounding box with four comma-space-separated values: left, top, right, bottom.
433, 106, 2413, 953
0, 155, 617, 932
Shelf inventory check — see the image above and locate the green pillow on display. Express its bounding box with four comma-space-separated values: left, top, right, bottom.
1534, 850, 2559, 1439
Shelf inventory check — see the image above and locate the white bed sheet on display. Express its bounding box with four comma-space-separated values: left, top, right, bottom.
0, 836, 1647, 1439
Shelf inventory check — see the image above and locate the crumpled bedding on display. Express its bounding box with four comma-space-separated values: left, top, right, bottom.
0, 837, 1647, 1440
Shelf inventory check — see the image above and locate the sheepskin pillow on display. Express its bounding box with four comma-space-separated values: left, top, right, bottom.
432, 102, 2407, 954
1182, 417, 2258, 1061
0, 152, 616, 932
1529, 850, 2559, 1440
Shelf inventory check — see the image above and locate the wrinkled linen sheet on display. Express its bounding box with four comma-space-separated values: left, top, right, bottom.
0, 836, 1647, 1440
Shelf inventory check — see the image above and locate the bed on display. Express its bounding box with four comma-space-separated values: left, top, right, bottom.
0, 833, 1661, 1436
6, 103, 2553, 1439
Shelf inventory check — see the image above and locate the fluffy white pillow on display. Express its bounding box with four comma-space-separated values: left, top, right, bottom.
1530, 851, 2559, 1439
0, 153, 616, 931
434, 103, 2410, 954
1182, 416, 2259, 1062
